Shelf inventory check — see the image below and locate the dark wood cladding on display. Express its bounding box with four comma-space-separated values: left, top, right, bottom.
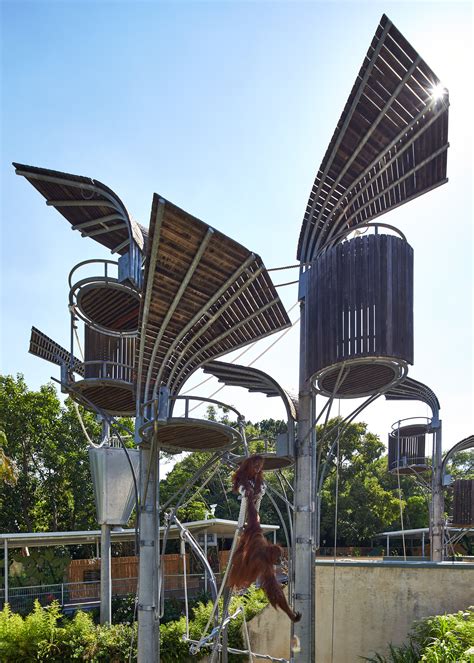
29, 326, 84, 377
78, 284, 140, 332
84, 326, 135, 383
297, 13, 449, 262
305, 233, 413, 386
203, 360, 298, 421
13, 163, 147, 254
388, 429, 428, 473
137, 195, 290, 398
452, 480, 474, 527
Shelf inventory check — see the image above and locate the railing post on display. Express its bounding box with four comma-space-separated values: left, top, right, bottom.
3, 539, 8, 606
61, 583, 64, 607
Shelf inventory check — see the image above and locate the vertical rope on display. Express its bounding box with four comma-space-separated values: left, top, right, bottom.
330, 401, 341, 663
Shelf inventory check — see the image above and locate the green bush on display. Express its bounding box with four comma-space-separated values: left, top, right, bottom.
0, 586, 268, 661
363, 607, 474, 662
0, 600, 137, 662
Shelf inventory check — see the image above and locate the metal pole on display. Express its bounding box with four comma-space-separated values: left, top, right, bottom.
294, 280, 316, 661
4, 539, 8, 605
204, 533, 208, 594
137, 440, 158, 662
422, 532, 425, 558
100, 524, 112, 624
431, 420, 444, 562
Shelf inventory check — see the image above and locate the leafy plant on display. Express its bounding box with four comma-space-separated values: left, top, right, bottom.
362, 607, 474, 662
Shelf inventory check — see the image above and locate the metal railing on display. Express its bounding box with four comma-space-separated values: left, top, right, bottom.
0, 574, 224, 613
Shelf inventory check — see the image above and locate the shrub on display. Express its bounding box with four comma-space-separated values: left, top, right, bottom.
363, 607, 474, 662
0, 586, 268, 661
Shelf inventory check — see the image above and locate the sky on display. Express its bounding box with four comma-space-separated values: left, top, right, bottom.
1, 1, 473, 455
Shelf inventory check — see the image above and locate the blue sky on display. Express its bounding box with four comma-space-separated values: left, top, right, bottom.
1, 1, 472, 451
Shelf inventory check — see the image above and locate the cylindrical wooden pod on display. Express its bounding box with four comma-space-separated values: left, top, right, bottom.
73, 326, 136, 416
305, 234, 413, 397
452, 479, 474, 527
388, 424, 428, 474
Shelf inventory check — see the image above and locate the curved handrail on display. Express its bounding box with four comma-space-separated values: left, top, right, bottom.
68, 259, 119, 288
390, 416, 432, 434
316, 222, 407, 258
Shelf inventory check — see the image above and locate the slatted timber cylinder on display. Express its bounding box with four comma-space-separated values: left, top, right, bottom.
388, 423, 429, 474
74, 326, 136, 416
306, 234, 413, 397
452, 479, 474, 527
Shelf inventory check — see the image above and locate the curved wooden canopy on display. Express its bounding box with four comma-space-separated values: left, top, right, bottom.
297, 13, 449, 262
202, 360, 298, 422
384, 376, 440, 417
14, 163, 146, 255
137, 195, 291, 402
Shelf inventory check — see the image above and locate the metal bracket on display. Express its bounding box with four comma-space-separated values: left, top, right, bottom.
296, 504, 314, 513
295, 593, 311, 600
138, 604, 155, 612
296, 537, 314, 545
140, 539, 155, 547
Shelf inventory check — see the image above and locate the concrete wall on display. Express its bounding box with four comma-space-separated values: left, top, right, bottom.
247, 561, 474, 662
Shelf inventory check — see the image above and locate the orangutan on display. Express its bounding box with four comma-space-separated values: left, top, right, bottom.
228, 454, 301, 623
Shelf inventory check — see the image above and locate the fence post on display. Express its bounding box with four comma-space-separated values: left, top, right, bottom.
61, 583, 64, 606
3, 539, 8, 605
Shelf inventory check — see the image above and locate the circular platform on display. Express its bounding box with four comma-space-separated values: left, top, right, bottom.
140, 417, 240, 452
391, 423, 430, 438
314, 357, 407, 399
73, 379, 135, 416
388, 461, 430, 475
74, 281, 140, 333
234, 453, 294, 471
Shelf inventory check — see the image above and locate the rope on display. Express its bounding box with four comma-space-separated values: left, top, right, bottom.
187, 312, 300, 415
72, 400, 99, 447
181, 301, 299, 399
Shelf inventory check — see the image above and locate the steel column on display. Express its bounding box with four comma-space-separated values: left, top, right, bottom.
294, 286, 316, 661
99, 524, 111, 624
137, 441, 158, 662
431, 421, 444, 561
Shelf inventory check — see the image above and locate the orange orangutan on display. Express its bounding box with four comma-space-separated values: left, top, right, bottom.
228, 455, 301, 623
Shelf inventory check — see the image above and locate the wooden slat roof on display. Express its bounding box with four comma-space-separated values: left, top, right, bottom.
137, 195, 291, 402
14, 163, 147, 255
29, 326, 84, 377
297, 13, 449, 262
203, 360, 298, 421
385, 376, 440, 415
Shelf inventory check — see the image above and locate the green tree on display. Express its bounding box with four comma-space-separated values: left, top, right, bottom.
0, 374, 123, 533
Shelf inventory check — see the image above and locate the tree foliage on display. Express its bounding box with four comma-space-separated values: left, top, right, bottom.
0, 374, 133, 535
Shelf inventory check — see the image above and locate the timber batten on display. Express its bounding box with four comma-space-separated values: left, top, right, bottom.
306, 233, 413, 397
297, 13, 449, 262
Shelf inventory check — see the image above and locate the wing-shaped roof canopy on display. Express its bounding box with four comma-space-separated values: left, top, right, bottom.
203, 360, 298, 421
136, 195, 290, 402
297, 13, 449, 262
385, 376, 440, 417
14, 163, 146, 255
29, 326, 84, 377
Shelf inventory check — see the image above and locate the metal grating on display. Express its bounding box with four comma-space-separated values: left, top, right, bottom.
297, 13, 449, 262
29, 327, 84, 377
136, 195, 290, 402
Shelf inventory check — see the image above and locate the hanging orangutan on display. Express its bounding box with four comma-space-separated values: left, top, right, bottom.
228, 454, 301, 623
